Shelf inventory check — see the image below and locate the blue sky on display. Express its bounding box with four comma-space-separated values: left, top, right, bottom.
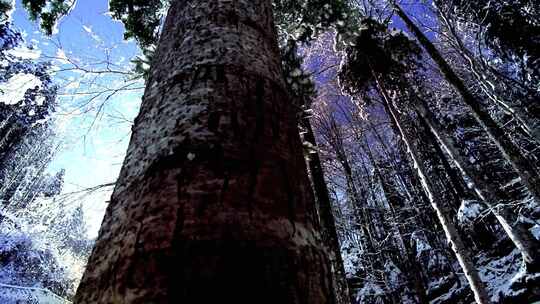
10, 0, 144, 237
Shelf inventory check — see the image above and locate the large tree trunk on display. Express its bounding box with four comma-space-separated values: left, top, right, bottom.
392, 2, 540, 204
74, 1, 338, 303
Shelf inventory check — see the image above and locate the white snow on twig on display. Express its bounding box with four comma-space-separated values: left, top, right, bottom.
0, 73, 42, 105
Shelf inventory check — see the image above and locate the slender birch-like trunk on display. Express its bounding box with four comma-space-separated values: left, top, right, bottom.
301, 114, 351, 304
414, 99, 540, 273
392, 2, 540, 204
372, 70, 489, 304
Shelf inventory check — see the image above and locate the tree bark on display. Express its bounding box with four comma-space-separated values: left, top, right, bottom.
318, 112, 377, 260
435, 3, 540, 140
360, 137, 429, 303
301, 115, 352, 304
75, 1, 338, 303
392, 2, 540, 204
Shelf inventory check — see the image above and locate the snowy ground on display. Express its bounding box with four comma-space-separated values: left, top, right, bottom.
0, 283, 70, 304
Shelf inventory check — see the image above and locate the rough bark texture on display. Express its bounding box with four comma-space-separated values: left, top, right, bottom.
74, 1, 337, 303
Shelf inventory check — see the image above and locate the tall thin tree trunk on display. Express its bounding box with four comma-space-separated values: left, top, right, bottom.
372, 70, 489, 304
414, 99, 540, 272
391, 2, 540, 204
322, 114, 376, 259
75, 1, 338, 303
359, 137, 429, 303
301, 114, 351, 304
435, 3, 539, 139
352, 149, 381, 260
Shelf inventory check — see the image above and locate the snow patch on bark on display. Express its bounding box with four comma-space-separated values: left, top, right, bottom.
266, 218, 321, 247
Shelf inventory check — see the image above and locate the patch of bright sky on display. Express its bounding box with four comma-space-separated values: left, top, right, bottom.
4, 0, 437, 240
10, 0, 143, 238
